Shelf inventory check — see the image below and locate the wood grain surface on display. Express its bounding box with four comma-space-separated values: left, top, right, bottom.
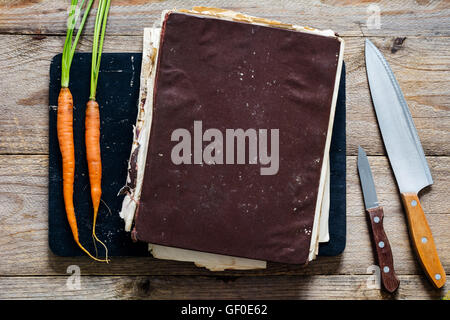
0, 0, 448, 300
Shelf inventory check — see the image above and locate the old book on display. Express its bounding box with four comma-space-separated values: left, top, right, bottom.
120, 7, 344, 268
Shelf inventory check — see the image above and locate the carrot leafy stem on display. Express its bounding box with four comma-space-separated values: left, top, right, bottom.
61, 0, 95, 88
90, 0, 112, 100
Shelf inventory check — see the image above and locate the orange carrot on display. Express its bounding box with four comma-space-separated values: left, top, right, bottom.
58, 88, 107, 262
85, 0, 111, 260
85, 99, 108, 259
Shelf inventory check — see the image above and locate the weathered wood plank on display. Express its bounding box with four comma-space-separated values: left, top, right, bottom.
0, 155, 448, 277
0, 35, 449, 155
0, 275, 447, 300
0, 0, 449, 37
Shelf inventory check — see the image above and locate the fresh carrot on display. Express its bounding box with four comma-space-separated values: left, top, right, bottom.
85, 0, 111, 260
59, 0, 108, 262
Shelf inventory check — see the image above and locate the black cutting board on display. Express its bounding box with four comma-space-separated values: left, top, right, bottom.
319, 62, 347, 256
48, 53, 346, 258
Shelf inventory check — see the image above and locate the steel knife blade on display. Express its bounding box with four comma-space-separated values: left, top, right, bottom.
357, 146, 379, 210
358, 146, 399, 293
365, 39, 446, 288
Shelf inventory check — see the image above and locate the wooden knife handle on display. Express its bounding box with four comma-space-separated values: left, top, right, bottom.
366, 206, 400, 293
401, 193, 446, 288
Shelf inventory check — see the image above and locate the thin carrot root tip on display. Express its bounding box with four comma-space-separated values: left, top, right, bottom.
76, 240, 109, 263
92, 233, 99, 258
93, 232, 109, 263
101, 198, 113, 216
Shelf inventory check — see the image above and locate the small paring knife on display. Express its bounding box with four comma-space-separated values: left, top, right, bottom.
358, 146, 400, 293
365, 39, 446, 288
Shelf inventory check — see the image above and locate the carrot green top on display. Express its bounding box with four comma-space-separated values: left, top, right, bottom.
90, 0, 112, 100
61, 0, 95, 88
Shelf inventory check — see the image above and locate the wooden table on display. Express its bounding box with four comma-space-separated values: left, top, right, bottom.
0, 0, 448, 300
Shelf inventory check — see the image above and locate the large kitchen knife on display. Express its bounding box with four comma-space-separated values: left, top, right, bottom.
358, 146, 400, 293
365, 39, 446, 288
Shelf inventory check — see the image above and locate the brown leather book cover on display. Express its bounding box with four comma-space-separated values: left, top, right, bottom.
132, 11, 343, 264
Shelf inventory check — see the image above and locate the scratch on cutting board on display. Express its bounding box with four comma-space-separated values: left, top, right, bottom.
130, 55, 135, 87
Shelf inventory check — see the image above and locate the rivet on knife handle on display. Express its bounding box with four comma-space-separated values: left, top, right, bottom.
366, 206, 400, 293
401, 193, 446, 288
